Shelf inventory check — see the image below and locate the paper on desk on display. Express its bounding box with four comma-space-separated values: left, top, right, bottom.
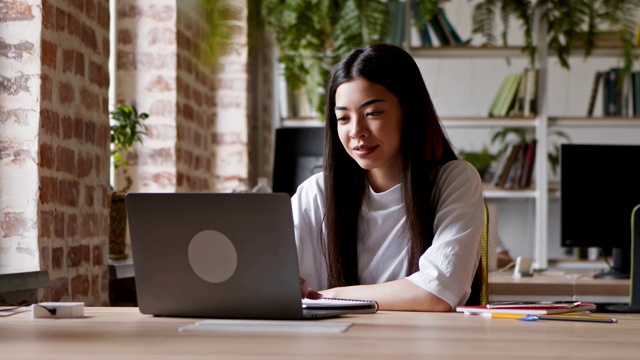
179, 319, 353, 333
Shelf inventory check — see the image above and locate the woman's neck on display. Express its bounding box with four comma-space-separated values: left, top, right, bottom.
366, 169, 402, 193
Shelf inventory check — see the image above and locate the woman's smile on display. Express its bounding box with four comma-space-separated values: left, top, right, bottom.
352, 144, 379, 157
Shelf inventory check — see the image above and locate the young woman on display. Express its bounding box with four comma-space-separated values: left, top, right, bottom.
293, 44, 484, 312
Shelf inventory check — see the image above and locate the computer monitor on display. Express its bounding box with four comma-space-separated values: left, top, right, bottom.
560, 144, 640, 279
272, 127, 324, 196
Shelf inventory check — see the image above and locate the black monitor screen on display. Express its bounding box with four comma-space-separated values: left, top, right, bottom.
272, 127, 324, 196
560, 144, 640, 276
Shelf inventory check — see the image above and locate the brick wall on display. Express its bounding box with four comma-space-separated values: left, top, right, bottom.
115, 0, 249, 193
1, 0, 111, 305
211, 1, 248, 192
0, 1, 41, 273
115, 0, 177, 192
1, 0, 255, 304
175, 2, 215, 191
38, 0, 111, 305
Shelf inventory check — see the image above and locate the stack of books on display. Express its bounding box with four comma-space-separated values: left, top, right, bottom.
587, 67, 640, 117
488, 67, 538, 117
411, 5, 470, 47
490, 138, 537, 190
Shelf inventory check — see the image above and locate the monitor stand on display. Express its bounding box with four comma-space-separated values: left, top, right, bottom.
593, 247, 630, 279
602, 245, 640, 313
606, 304, 640, 313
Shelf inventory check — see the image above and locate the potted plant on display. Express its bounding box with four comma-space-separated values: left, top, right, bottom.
458, 146, 497, 182
261, 0, 390, 117
109, 104, 148, 260
471, 1, 640, 76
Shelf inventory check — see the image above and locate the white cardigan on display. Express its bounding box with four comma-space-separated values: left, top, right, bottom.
291, 160, 484, 308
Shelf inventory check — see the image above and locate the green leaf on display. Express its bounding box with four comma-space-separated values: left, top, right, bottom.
263, 0, 391, 118
472, 1, 497, 46
110, 104, 149, 169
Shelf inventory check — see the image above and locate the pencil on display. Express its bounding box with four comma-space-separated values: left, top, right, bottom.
536, 314, 617, 323
490, 312, 616, 323
490, 313, 527, 320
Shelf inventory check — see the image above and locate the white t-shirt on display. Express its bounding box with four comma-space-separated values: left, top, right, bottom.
291, 160, 484, 308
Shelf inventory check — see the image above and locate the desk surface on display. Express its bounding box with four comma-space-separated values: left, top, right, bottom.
2, 307, 640, 359
490, 271, 630, 303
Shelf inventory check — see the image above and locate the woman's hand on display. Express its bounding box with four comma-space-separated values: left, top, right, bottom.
300, 277, 323, 299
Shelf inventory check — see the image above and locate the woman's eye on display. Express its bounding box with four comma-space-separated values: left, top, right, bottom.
366, 111, 382, 117
336, 115, 348, 122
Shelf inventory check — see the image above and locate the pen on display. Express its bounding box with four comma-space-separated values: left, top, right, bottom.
489, 311, 593, 320
521, 314, 617, 323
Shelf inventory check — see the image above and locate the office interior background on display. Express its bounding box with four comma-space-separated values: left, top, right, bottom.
1, 0, 640, 306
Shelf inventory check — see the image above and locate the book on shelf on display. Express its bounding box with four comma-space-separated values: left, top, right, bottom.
386, 0, 406, 46
491, 143, 521, 188
504, 143, 527, 189
456, 301, 597, 316
500, 72, 522, 117
519, 138, 537, 189
603, 67, 623, 116
622, 69, 632, 117
434, 10, 455, 45
633, 71, 640, 116
437, 8, 469, 45
587, 71, 603, 117
427, 9, 451, 46
489, 72, 522, 117
410, 0, 432, 47
411, 6, 469, 48
487, 75, 510, 117
489, 143, 512, 187
416, 22, 433, 46
592, 67, 640, 117
523, 67, 537, 116
512, 67, 528, 116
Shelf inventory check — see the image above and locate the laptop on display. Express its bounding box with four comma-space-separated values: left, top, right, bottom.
126, 192, 377, 319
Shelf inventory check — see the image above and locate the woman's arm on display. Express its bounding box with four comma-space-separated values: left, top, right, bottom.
320, 279, 452, 312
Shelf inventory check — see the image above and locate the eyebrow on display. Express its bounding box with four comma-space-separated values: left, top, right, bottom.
334, 98, 385, 111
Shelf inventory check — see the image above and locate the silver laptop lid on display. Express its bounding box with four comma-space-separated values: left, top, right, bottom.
126, 192, 304, 319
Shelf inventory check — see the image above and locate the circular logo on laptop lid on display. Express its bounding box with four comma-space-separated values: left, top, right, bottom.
187, 230, 238, 283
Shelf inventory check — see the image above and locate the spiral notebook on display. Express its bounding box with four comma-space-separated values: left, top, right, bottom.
126, 192, 378, 320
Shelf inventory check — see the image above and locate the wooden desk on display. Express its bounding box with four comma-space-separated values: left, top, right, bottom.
2, 307, 640, 359
490, 271, 630, 303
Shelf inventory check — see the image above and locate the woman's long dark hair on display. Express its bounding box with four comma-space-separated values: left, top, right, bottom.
323, 44, 457, 288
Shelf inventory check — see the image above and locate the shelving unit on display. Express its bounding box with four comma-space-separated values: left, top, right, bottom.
405, 7, 640, 269
274, 4, 640, 270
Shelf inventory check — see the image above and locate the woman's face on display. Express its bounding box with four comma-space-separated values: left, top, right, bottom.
334, 77, 404, 191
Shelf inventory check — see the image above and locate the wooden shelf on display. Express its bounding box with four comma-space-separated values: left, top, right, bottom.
549, 117, 640, 128
441, 117, 538, 128
280, 118, 323, 128
409, 46, 528, 58
484, 188, 537, 199
558, 45, 640, 57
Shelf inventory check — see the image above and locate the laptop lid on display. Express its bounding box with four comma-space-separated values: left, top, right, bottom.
127, 192, 314, 320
